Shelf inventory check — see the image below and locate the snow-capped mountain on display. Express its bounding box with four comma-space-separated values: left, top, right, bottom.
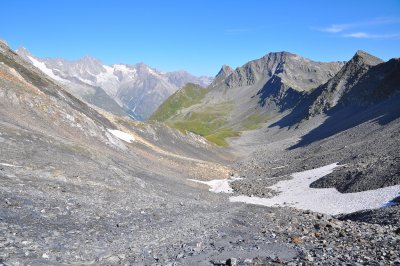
16, 47, 213, 120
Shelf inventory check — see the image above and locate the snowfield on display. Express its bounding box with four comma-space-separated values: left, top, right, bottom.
188, 176, 242, 193
107, 129, 135, 143
27, 55, 66, 83
0, 162, 22, 168
229, 163, 400, 215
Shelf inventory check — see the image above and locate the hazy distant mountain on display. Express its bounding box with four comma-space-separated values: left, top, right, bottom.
16, 48, 213, 120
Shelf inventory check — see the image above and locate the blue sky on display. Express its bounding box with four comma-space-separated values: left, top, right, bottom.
1, 0, 400, 76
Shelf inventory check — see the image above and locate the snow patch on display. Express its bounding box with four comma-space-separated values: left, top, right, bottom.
113, 64, 137, 75
74, 75, 95, 85
96, 65, 118, 83
107, 129, 135, 143
0, 162, 22, 168
271, 165, 288, 170
230, 163, 400, 215
147, 66, 160, 77
105, 132, 127, 150
188, 176, 242, 193
27, 56, 65, 82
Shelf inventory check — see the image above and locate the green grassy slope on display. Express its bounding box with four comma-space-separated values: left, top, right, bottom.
167, 102, 240, 147
149, 83, 208, 122
150, 84, 270, 146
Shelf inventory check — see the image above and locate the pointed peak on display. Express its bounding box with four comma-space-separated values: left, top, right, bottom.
134, 62, 154, 72
352, 50, 384, 66
355, 50, 370, 57
134, 62, 160, 74
216, 64, 233, 78
135, 62, 148, 68
221, 64, 233, 72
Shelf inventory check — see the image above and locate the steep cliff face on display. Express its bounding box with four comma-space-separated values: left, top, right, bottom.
339, 57, 400, 107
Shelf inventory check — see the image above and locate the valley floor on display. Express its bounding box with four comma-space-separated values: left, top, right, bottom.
1, 110, 400, 265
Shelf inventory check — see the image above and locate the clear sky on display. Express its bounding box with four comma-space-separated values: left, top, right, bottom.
1, 0, 399, 76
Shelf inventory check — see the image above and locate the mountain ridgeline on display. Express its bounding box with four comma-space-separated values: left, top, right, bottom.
150, 50, 399, 146
16, 48, 212, 120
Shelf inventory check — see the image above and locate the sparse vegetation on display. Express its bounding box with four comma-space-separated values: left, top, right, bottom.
239, 113, 270, 131
153, 91, 271, 146
149, 83, 208, 122
204, 128, 240, 147
165, 102, 240, 147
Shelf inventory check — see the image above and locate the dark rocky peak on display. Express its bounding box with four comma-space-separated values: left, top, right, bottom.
210, 52, 298, 89
351, 50, 384, 67
338, 57, 400, 107
332, 50, 383, 82
226, 52, 317, 88
225, 51, 344, 91
307, 51, 388, 117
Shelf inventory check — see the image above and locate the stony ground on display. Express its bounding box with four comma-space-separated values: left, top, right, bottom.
1, 112, 400, 265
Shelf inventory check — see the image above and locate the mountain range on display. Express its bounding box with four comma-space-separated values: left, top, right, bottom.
16, 47, 212, 120
151, 50, 399, 147
150, 51, 345, 145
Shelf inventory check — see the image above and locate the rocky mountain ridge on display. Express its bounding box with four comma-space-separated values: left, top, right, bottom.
16, 47, 212, 120
307, 50, 385, 116
151, 51, 346, 145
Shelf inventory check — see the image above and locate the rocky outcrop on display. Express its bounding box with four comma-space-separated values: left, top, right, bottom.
308, 51, 384, 116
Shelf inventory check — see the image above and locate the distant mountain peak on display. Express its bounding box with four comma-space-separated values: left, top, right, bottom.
134, 62, 148, 68
134, 62, 157, 73
79, 55, 102, 64
14, 46, 212, 120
